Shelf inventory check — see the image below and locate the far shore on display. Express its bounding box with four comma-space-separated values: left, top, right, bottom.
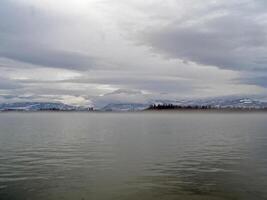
1, 108, 267, 113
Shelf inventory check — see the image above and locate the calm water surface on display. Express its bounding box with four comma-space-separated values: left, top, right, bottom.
0, 112, 267, 200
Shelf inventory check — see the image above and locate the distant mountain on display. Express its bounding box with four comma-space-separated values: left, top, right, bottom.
1, 98, 267, 112
192, 98, 267, 109
101, 103, 149, 112
0, 102, 91, 111
100, 98, 267, 111
149, 98, 267, 109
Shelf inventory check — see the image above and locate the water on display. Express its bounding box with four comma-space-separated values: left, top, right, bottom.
0, 112, 267, 200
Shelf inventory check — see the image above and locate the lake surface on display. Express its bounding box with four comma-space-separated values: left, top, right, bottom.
0, 112, 267, 200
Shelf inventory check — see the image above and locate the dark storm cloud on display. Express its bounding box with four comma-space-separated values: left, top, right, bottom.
140, 1, 267, 71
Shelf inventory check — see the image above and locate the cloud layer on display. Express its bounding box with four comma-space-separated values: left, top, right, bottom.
0, 0, 267, 106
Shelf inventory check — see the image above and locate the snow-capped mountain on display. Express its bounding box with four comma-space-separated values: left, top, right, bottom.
0, 102, 90, 111
1, 98, 267, 112
100, 98, 267, 111
193, 98, 267, 109
101, 103, 149, 111
149, 98, 267, 109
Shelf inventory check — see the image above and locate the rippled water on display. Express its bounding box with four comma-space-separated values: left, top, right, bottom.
0, 112, 267, 200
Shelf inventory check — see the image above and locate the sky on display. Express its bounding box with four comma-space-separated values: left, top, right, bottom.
0, 0, 267, 107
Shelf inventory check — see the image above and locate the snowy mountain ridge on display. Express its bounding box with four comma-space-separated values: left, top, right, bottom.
100, 97, 267, 111
0, 98, 267, 112
0, 102, 90, 111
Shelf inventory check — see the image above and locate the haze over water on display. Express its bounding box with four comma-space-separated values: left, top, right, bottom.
0, 112, 267, 200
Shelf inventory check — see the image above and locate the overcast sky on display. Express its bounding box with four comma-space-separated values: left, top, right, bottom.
0, 0, 267, 106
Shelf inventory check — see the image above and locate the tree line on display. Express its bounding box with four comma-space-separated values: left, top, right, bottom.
147, 104, 213, 110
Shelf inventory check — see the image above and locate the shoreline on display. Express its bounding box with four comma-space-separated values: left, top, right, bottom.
1, 109, 267, 113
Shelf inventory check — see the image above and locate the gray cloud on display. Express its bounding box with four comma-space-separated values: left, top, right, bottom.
237, 71, 267, 87
0, 0, 267, 105
243, 77, 267, 87
0, 78, 22, 90
0, 39, 95, 70
140, 1, 267, 71
0, 0, 95, 70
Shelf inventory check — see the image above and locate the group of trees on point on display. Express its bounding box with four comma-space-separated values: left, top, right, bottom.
148, 104, 213, 110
